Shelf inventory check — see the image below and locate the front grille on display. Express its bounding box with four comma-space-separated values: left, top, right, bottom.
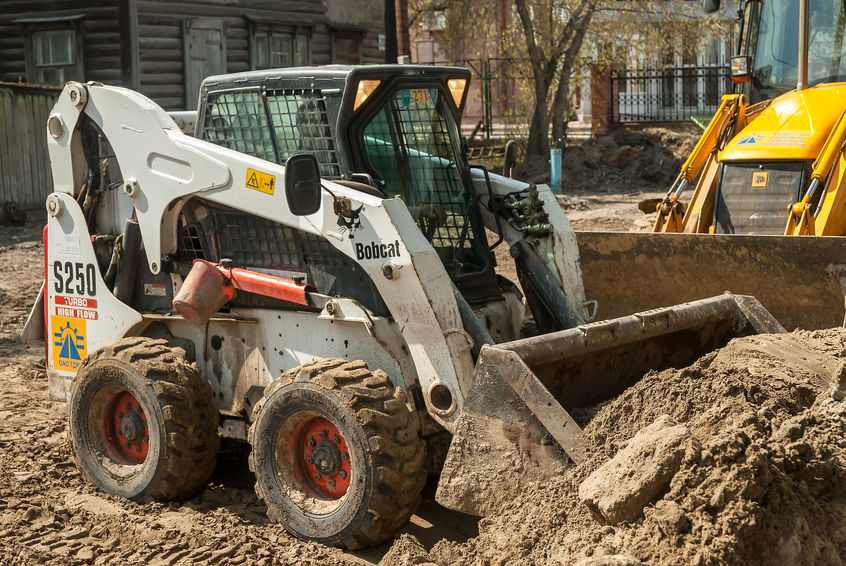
714, 162, 806, 234
214, 212, 339, 270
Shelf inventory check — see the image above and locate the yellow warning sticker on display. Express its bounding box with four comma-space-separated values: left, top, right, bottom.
752, 171, 768, 188
245, 168, 276, 195
52, 316, 87, 372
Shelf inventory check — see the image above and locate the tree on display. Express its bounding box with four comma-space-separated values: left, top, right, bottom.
514, 0, 594, 158
410, 0, 733, 163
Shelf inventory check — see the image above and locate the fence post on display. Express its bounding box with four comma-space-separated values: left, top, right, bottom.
591, 65, 611, 136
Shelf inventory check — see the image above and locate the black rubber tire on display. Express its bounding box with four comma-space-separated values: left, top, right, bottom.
248, 358, 426, 549
68, 336, 219, 501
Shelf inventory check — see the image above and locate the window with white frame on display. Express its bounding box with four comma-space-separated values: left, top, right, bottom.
252, 25, 310, 69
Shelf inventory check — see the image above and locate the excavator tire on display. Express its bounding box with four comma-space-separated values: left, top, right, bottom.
68, 337, 219, 501
248, 358, 426, 549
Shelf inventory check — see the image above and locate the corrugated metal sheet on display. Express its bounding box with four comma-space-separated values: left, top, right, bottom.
0, 83, 60, 209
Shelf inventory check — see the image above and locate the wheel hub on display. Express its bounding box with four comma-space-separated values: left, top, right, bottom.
119, 413, 144, 442
312, 441, 342, 475
103, 391, 149, 464
296, 416, 351, 499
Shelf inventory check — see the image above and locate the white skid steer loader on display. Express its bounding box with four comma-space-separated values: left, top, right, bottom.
23, 68, 783, 549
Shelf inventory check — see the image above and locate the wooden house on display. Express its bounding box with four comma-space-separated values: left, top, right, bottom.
0, 0, 387, 110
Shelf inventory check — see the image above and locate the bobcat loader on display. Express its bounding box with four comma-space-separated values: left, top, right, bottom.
23, 67, 781, 549
579, 0, 846, 330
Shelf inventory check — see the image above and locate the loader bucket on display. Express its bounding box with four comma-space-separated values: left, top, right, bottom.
577, 231, 846, 330
436, 293, 783, 516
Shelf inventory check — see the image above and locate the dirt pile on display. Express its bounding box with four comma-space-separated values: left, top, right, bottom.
562, 127, 699, 193
515, 127, 700, 194
383, 330, 846, 565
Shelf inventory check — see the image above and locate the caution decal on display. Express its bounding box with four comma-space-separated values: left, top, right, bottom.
245, 168, 276, 195
52, 316, 87, 372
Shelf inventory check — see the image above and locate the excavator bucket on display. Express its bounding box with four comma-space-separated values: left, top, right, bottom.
436, 293, 784, 516
577, 231, 846, 330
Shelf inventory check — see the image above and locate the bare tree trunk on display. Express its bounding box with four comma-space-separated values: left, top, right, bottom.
551, 10, 593, 149
515, 0, 595, 161
551, 72, 570, 149
527, 76, 551, 158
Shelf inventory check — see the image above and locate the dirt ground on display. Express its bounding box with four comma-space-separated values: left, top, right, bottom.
2, 127, 845, 564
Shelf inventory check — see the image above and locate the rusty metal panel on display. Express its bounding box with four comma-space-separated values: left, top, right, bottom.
0, 83, 60, 209
577, 231, 846, 330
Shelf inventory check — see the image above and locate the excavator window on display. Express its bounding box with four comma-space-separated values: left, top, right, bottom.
745, 0, 846, 103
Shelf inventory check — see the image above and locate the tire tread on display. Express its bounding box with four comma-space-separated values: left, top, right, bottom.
249, 358, 426, 549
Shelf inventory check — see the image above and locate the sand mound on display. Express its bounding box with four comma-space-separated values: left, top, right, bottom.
515, 127, 700, 194
385, 329, 846, 565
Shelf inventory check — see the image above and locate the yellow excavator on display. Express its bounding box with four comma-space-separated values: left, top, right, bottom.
578, 0, 846, 329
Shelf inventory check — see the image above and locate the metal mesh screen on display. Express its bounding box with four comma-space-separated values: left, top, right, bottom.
362, 88, 484, 274
201, 88, 340, 179
714, 162, 804, 234
178, 223, 206, 262
266, 89, 341, 178
213, 212, 340, 270
200, 90, 275, 162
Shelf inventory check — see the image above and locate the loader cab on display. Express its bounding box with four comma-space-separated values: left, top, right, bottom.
195, 66, 502, 305
736, 0, 846, 104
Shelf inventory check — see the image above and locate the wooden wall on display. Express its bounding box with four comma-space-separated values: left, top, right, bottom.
0, 84, 61, 209
0, 0, 387, 110
0, 1, 122, 85
0, 0, 386, 209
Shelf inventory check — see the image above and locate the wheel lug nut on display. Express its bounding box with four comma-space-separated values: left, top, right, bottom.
143, 437, 148, 443
328, 479, 336, 487
341, 452, 349, 460
314, 473, 322, 480
135, 444, 142, 453
125, 403, 132, 410
339, 470, 347, 479
308, 438, 316, 447
319, 430, 328, 439
333, 435, 340, 444
306, 457, 313, 464
117, 412, 123, 418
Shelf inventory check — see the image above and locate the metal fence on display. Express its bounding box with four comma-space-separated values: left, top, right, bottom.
0, 83, 61, 209
418, 58, 538, 138
611, 66, 731, 124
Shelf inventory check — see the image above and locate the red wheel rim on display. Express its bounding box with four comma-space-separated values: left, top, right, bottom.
291, 416, 351, 499
102, 391, 149, 464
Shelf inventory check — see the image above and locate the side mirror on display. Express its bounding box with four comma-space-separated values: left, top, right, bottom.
284, 154, 322, 216
702, 0, 720, 13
